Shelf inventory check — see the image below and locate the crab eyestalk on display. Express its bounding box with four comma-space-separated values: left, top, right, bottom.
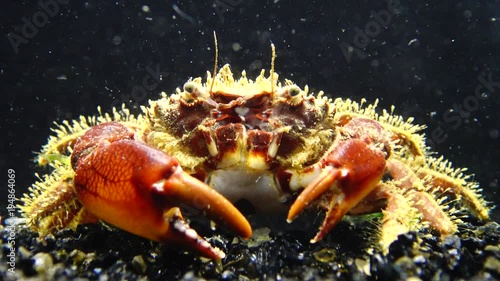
71, 122, 251, 259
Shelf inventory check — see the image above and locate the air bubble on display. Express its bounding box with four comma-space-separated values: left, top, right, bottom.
112, 35, 122, 45
232, 43, 241, 52
489, 129, 499, 139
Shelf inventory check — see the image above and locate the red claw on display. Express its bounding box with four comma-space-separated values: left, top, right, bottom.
288, 138, 386, 242
71, 122, 251, 259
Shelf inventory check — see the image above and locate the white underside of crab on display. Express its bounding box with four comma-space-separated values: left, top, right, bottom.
208, 169, 287, 213
207, 163, 332, 213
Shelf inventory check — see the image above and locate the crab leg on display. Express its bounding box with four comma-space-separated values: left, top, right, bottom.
72, 122, 251, 259
386, 159, 457, 234
378, 187, 418, 251
287, 139, 386, 242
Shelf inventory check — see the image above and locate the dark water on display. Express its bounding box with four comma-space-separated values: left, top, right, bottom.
0, 1, 499, 279
3, 0, 498, 219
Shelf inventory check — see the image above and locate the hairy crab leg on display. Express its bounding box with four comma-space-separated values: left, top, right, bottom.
20, 179, 99, 236
386, 159, 457, 234
378, 188, 418, 251
72, 122, 251, 259
287, 139, 386, 242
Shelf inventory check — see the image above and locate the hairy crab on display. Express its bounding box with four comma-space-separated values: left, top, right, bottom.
20, 44, 490, 260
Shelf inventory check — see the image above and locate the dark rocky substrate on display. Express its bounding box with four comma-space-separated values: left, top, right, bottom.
1, 212, 499, 281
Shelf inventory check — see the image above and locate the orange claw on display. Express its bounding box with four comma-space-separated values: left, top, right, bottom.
287, 139, 386, 243
71, 122, 251, 259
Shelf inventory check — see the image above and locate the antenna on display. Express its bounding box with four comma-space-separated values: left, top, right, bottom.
270, 43, 276, 93
209, 31, 218, 93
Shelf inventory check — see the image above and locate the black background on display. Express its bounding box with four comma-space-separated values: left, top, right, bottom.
1, 0, 499, 221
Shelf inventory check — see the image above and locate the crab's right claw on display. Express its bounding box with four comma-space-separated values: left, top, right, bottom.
72, 122, 251, 260
287, 139, 386, 243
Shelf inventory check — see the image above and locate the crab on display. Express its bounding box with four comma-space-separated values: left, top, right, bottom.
20, 42, 491, 260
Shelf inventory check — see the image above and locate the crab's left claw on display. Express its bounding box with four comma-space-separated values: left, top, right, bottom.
72, 122, 251, 259
287, 139, 386, 242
